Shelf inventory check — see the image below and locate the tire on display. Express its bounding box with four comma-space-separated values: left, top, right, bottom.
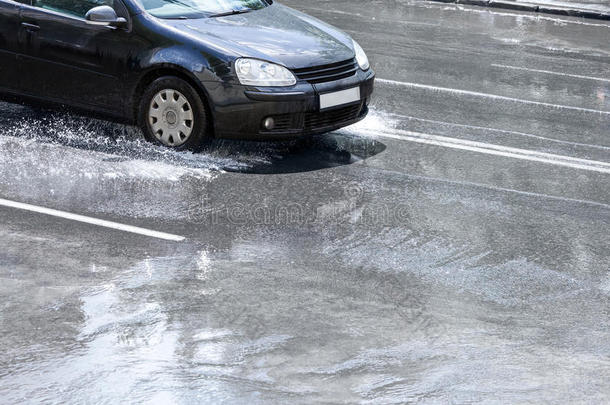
138, 76, 211, 150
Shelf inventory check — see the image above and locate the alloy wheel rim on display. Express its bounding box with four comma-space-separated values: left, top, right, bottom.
148, 89, 194, 147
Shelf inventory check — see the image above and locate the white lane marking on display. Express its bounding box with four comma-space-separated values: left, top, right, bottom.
367, 163, 610, 210
300, 7, 440, 25
365, 128, 610, 174
300, 6, 365, 17
302, 7, 440, 26
377, 78, 610, 115
491, 64, 610, 83
385, 112, 610, 151
440, 3, 610, 27
0, 198, 185, 242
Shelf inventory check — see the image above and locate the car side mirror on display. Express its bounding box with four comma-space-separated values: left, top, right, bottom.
85, 5, 127, 28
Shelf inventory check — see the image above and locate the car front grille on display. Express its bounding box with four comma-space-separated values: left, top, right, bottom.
304, 103, 363, 131
293, 58, 359, 84
269, 114, 294, 132
262, 102, 366, 135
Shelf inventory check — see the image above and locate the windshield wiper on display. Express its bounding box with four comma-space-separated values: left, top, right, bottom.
209, 8, 253, 18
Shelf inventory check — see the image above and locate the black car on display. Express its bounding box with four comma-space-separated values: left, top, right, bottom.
0, 0, 375, 149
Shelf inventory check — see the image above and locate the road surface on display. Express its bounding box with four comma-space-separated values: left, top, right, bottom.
1, 1, 609, 403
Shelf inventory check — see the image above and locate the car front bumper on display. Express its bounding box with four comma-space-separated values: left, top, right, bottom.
207, 69, 375, 141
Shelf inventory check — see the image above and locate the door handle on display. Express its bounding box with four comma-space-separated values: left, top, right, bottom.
21, 22, 40, 32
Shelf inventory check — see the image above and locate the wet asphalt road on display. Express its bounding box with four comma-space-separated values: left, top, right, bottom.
1, 1, 610, 404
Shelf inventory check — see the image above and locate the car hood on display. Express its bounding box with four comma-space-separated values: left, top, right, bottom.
161, 4, 355, 69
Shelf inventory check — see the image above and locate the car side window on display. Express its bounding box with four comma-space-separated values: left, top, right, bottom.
31, 0, 124, 19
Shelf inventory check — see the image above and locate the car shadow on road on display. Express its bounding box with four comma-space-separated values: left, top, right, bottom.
211, 133, 387, 174
0, 102, 386, 175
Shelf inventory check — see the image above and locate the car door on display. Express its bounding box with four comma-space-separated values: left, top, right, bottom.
17, 0, 133, 115
0, 0, 26, 92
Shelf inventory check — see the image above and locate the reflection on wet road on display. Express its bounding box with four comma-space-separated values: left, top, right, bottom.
1, 0, 609, 403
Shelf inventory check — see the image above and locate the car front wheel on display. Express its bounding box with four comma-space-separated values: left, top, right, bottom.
139, 76, 210, 150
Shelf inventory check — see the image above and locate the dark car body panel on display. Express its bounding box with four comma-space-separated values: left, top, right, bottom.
213, 71, 375, 139
161, 5, 355, 70
18, 4, 132, 115
0, 0, 374, 140
0, 0, 21, 92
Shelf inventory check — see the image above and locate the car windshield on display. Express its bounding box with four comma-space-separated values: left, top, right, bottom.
136, 0, 269, 19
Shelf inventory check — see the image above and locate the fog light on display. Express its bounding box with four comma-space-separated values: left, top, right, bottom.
263, 117, 275, 130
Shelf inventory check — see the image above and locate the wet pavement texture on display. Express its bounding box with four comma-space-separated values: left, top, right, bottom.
1, 1, 610, 404
433, 0, 610, 14
507, 0, 610, 13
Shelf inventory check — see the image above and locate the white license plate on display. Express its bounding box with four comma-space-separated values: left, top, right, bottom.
319, 87, 361, 110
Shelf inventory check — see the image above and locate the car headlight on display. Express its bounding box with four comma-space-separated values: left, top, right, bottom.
353, 40, 370, 71
235, 58, 296, 87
